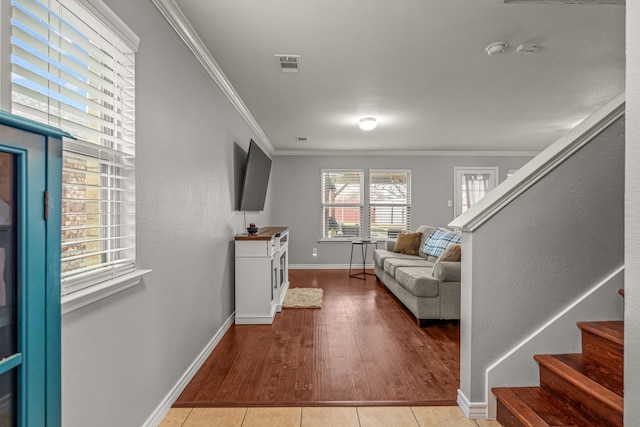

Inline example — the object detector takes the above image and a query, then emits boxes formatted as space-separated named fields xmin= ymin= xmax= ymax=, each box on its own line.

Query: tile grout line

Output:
xmin=240 ymin=407 xmax=248 ymax=427
xmin=179 ymin=407 xmax=193 ymax=427
xmin=409 ymin=407 xmax=421 ymax=427
xmin=356 ymin=407 xmax=362 ymax=427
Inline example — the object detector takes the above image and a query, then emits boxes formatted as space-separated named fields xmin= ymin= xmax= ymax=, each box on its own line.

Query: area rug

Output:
xmin=282 ymin=287 xmax=323 ymax=308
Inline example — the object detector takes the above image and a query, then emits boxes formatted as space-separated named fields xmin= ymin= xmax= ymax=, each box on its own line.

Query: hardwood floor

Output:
xmin=174 ymin=269 xmax=460 ymax=408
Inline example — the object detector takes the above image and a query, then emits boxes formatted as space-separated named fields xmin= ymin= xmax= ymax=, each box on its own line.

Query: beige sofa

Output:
xmin=373 ymin=225 xmax=461 ymax=326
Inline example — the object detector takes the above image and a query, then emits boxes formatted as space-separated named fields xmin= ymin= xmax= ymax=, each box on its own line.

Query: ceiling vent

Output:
xmin=276 ymin=54 xmax=301 ymax=73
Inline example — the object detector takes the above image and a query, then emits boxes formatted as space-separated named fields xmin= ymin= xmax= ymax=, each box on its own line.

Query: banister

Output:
xmin=449 ymin=93 xmax=625 ymax=232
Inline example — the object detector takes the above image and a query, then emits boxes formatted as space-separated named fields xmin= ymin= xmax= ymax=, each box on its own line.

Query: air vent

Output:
xmin=276 ymin=54 xmax=301 ymax=73
xmin=295 ymin=136 xmax=308 ymax=142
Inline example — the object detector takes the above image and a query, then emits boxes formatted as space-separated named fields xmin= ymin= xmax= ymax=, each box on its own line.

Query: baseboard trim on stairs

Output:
xmin=142 ymin=312 xmax=235 ymax=427
xmin=485 ymin=265 xmax=624 ymax=419
xmin=457 ymin=389 xmax=487 ymax=419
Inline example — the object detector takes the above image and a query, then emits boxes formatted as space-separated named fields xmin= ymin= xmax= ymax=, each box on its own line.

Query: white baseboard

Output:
xmin=290 ymin=264 xmax=374 ymax=269
xmin=457 ymin=389 xmax=487 ymax=420
xmin=143 ymin=312 xmax=235 ymax=427
xmin=235 ymin=315 xmax=274 ymax=324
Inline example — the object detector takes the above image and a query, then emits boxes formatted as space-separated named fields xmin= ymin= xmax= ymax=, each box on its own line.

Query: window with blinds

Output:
xmin=369 ymin=170 xmax=411 ymax=239
xmin=10 ymin=0 xmax=138 ymax=295
xmin=321 ymin=169 xmax=363 ymax=239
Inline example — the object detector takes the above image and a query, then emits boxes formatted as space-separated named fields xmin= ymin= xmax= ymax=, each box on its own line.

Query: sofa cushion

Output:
xmin=373 ymin=249 xmax=422 ymax=268
xmin=394 ymin=267 xmax=440 ymax=298
xmin=392 ymin=232 xmax=422 ymax=255
xmin=437 ymin=243 xmax=461 ymax=262
xmin=422 ymin=229 xmax=462 ymax=257
xmin=384 ymin=257 xmax=433 ymax=276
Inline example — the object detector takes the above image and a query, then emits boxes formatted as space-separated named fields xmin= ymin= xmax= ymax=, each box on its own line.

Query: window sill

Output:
xmin=61 ymin=269 xmax=152 ymax=315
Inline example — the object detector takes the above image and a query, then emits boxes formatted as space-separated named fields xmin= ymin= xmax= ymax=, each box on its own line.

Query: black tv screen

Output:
xmin=239 ymin=139 xmax=272 ymax=211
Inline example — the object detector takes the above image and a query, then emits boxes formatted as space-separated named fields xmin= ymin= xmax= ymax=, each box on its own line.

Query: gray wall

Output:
xmin=626 ymin=3 xmax=640 ymax=424
xmin=60 ymin=1 xmax=271 ymax=425
xmin=462 ymin=117 xmax=624 ymax=402
xmin=271 ymin=155 xmax=532 ymax=266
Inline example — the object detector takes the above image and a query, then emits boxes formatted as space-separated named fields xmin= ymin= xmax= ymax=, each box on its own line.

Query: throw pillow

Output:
xmin=392 ymin=232 xmax=422 ymax=255
xmin=438 ymin=243 xmax=461 ymax=262
xmin=421 ymin=229 xmax=462 ymax=257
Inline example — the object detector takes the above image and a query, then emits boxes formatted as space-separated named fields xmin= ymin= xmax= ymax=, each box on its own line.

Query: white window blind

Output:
xmin=321 ymin=169 xmax=363 ymax=239
xmin=10 ymin=0 xmax=138 ymax=295
xmin=369 ymin=170 xmax=411 ymax=239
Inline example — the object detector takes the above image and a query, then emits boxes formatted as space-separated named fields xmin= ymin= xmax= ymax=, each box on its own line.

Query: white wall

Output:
xmin=460 ymin=116 xmax=624 ymax=403
xmin=625 ymin=2 xmax=640 ymax=425
xmin=60 ymin=1 xmax=272 ymax=425
xmin=271 ymin=155 xmax=532 ymax=266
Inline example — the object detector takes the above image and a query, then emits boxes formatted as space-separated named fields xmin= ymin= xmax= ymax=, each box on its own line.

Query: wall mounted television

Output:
xmin=239 ymin=139 xmax=272 ymax=211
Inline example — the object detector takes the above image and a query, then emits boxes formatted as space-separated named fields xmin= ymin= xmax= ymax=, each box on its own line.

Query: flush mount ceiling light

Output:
xmin=359 ymin=117 xmax=378 ymax=131
xmin=486 ymin=41 xmax=508 ymax=56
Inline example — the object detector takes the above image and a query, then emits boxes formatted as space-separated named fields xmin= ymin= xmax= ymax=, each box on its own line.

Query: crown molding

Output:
xmin=150 ymin=0 xmax=274 ymax=155
xmin=273 ymin=149 xmax=540 ymax=157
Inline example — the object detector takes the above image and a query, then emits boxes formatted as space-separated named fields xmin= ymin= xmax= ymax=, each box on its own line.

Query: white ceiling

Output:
xmin=172 ymin=0 xmax=624 ymax=154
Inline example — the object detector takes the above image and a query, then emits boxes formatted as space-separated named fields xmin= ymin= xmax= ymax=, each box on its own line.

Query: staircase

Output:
xmin=493 ymin=292 xmax=624 ymax=427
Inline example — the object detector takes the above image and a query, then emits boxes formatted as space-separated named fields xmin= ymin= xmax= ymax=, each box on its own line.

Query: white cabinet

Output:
xmin=235 ymin=227 xmax=289 ymax=324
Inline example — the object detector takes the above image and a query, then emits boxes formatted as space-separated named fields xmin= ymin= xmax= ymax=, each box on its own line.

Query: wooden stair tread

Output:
xmin=551 ymin=354 xmax=623 ymax=396
xmin=577 ymin=321 xmax=623 ymax=347
xmin=493 ymin=386 xmax=590 ymax=426
xmin=534 ymin=354 xmax=624 ymax=414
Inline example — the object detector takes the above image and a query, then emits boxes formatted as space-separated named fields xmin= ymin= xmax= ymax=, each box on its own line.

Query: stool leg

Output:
xmin=361 ymin=243 xmax=366 ymax=276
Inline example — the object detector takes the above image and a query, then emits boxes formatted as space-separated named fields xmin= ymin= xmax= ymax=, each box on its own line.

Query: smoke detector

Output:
xmin=276 ymin=54 xmax=301 ymax=73
xmin=486 ymin=41 xmax=508 ymax=56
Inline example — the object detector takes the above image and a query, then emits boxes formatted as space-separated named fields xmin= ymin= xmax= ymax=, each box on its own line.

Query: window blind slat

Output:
xmin=61 ymin=234 xmax=135 ymax=247
xmin=12 ymin=4 xmax=119 ymax=85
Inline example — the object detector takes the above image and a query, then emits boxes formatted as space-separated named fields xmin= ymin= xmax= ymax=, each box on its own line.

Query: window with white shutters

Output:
xmin=10 ymin=0 xmax=139 ymax=295
xmin=321 ymin=169 xmax=364 ymax=239
xmin=369 ymin=170 xmax=411 ymax=239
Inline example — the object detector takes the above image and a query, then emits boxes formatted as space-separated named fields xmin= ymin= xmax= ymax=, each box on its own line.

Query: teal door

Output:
xmin=0 ymin=116 xmax=63 ymax=426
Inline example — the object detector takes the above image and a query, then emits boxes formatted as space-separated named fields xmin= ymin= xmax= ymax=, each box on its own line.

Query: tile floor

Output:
xmin=160 ymin=406 xmax=502 ymax=427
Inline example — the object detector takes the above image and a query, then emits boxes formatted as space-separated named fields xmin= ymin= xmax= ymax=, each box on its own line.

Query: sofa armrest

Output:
xmin=385 ymin=240 xmax=396 ymax=251
xmin=432 ymin=261 xmax=461 ymax=282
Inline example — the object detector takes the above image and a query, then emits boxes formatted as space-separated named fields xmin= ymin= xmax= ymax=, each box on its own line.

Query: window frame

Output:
xmin=320 ymin=169 xmax=364 ymax=241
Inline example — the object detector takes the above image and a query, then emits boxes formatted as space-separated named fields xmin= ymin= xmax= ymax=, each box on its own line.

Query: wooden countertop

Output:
xmin=235 ymin=226 xmax=288 ymax=241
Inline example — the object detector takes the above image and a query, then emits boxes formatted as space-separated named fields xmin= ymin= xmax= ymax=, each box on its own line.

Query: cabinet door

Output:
xmin=0 ymin=127 xmax=49 ymax=426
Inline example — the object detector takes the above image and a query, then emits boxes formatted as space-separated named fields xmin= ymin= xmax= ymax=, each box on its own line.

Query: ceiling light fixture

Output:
xmin=485 ymin=41 xmax=508 ymax=56
xmin=359 ymin=117 xmax=378 ymax=131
